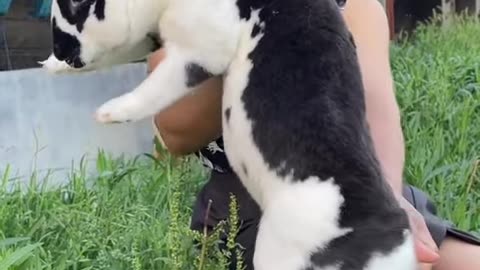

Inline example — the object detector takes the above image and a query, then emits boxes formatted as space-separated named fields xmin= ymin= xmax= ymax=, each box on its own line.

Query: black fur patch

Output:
xmin=241 ymin=162 xmax=248 ymax=176
xmin=185 ymin=64 xmax=212 ymax=88
xmin=308 ymin=218 xmax=409 ymax=269
xmin=235 ymin=0 xmax=410 ymax=268
xmin=94 ymin=0 xmax=105 ymax=20
xmin=235 ymin=0 xmax=254 ymax=20
xmin=56 ymin=0 xmax=105 ymax=32
xmin=52 ymin=18 xmax=85 ymax=68
xmin=147 ymin=33 xmax=163 ymax=50
xmin=251 ymin=23 xmax=262 ymax=38
xmin=224 ymin=107 xmax=232 ymax=123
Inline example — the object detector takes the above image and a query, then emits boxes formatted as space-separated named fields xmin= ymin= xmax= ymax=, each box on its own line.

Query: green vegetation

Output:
xmin=392 ymin=14 xmax=480 ymax=231
xmin=1 ymin=14 xmax=479 ymax=270
xmin=1 ymin=151 xmax=244 ymax=270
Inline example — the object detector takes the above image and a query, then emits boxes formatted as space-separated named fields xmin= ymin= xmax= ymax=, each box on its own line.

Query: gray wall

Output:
xmin=0 ymin=63 xmax=155 ymax=188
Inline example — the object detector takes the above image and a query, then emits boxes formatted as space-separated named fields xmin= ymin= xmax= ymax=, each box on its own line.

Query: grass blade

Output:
xmin=0 ymin=238 xmax=30 ymax=249
xmin=0 ymin=243 xmax=42 ymax=269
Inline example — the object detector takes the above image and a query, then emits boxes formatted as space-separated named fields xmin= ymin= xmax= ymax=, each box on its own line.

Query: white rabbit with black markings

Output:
xmin=42 ymin=0 xmax=416 ymax=269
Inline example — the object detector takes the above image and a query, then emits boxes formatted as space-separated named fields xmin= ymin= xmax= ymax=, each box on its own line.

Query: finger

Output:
xmin=418 ymin=230 xmax=439 ymax=254
xmin=413 ymin=215 xmax=439 ymax=253
xmin=147 ymin=49 xmax=167 ymax=73
xmin=415 ymin=238 xmax=440 ymax=264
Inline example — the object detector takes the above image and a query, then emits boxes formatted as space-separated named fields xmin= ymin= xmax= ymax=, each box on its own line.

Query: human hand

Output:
xmin=397 ymin=196 xmax=440 ymax=268
xmin=147 ymin=49 xmax=166 ymax=73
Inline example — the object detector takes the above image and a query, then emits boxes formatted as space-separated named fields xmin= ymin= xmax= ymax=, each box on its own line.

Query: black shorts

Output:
xmin=191 ymin=171 xmax=480 ymax=269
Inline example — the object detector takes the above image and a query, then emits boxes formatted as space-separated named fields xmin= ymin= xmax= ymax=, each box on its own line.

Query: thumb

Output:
xmin=415 ymin=238 xmax=440 ymax=264
xmin=147 ymin=49 xmax=166 ymax=73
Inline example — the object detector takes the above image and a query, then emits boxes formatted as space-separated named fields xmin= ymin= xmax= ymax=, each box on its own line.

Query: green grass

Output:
xmin=0 ymin=151 xmax=244 ymax=270
xmin=1 ymin=13 xmax=480 ymax=270
xmin=392 ymin=14 xmax=480 ymax=232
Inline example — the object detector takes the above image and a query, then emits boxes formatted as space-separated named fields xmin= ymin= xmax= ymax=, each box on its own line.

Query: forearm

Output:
xmin=344 ymin=0 xmax=405 ymax=196
xmin=366 ymin=89 xmax=405 ymax=196
xmin=361 ymin=43 xmax=405 ymax=195
xmin=147 ymin=49 xmax=225 ymax=157
xmin=154 ymin=76 xmax=224 ymax=156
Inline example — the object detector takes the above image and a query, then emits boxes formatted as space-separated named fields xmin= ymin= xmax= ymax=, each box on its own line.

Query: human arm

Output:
xmin=343 ymin=0 xmax=440 ymax=265
xmin=343 ymin=0 xmax=404 ymax=196
xmin=148 ymin=50 xmax=224 ymax=156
